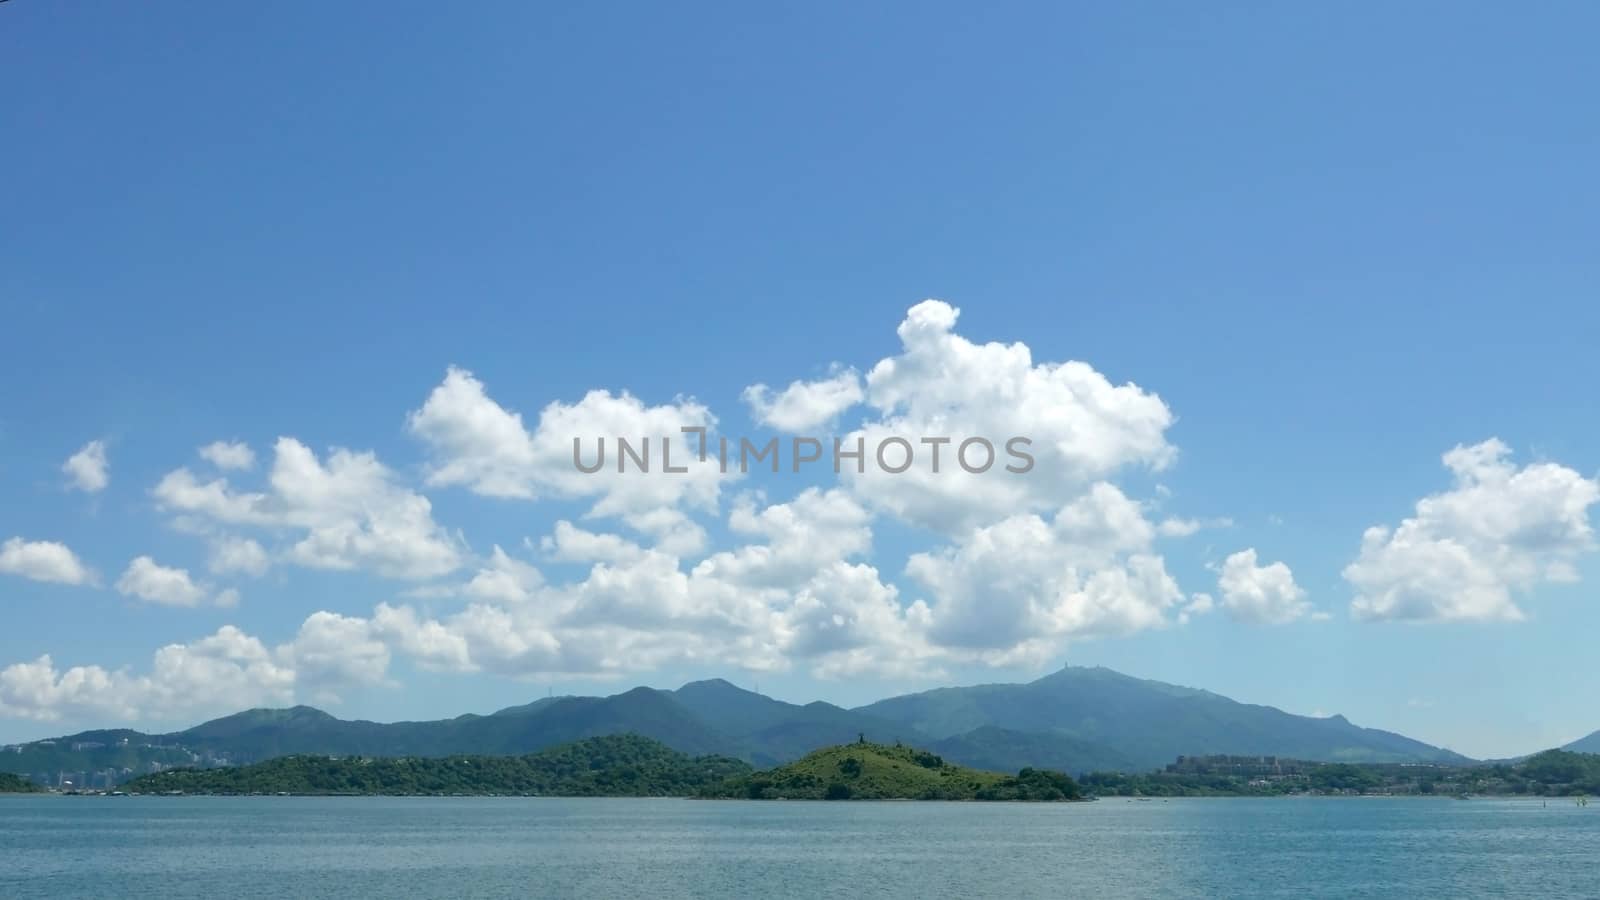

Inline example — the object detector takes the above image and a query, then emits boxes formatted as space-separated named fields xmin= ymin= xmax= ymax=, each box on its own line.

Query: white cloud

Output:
xmin=742 ymin=367 xmax=863 ymax=432
xmin=844 ymin=300 xmax=1175 ymax=533
xmin=906 ymin=483 xmax=1185 ymax=662
xmin=374 ymin=315 xmax=1194 ymax=678
xmin=12 ymin=301 xmax=1232 ymax=713
xmin=280 ymin=612 xmax=391 ymax=702
xmin=325 ymin=488 xmax=933 ymax=681
xmin=1178 ymin=592 xmax=1215 ymax=625
xmin=115 ymin=556 xmax=211 ymax=608
xmin=369 ymin=603 xmax=475 ymax=673
xmin=541 ymin=520 xmax=647 ymax=565
xmin=1157 ymin=516 xmax=1232 ymax=538
xmin=696 ymin=488 xmax=874 ymax=590
xmin=63 ymin=440 xmax=109 ymax=493
xmin=1344 ymin=439 xmax=1599 ymax=623
xmin=0 ymin=626 xmax=295 ymax=723
xmin=407 ymin=367 xmax=727 ymax=552
xmin=199 ymin=440 xmax=256 ymax=471
xmin=0 ymin=612 xmax=408 ymax=724
xmin=153 ymin=437 xmax=464 ymax=581
xmin=463 ymin=545 xmax=545 ymax=604
xmin=208 ymin=536 xmax=270 ymax=577
xmin=405 ymin=367 xmax=540 ymax=500
xmin=0 ymin=537 xmax=96 ymax=586
xmin=1217 ymin=548 xmax=1313 ymax=625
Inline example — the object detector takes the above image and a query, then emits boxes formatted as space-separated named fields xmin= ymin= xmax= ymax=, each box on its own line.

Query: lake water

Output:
xmin=2 ymin=795 xmax=1595 ymax=898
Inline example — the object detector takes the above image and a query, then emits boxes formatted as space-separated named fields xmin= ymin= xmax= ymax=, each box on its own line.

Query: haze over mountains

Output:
xmin=3 ymin=666 xmax=1507 ymax=784
xmin=1564 ymin=730 xmax=1600 ymax=754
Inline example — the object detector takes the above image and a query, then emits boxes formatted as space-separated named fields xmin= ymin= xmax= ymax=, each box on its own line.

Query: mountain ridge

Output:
xmin=1 ymin=665 xmax=1482 ymax=786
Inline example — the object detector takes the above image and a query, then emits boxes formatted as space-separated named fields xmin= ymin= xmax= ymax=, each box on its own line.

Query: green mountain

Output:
xmin=700 ymin=740 xmax=1083 ymax=801
xmin=173 ymin=687 xmax=732 ymax=758
xmin=2 ymin=666 xmax=1470 ymax=786
xmin=0 ymin=688 xmax=742 ymax=787
xmin=856 ymin=666 xmax=1470 ymax=772
xmin=122 ymin=734 xmax=749 ymax=796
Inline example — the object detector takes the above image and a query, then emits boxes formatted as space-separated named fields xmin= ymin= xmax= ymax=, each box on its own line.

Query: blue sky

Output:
xmin=2 ymin=2 xmax=1598 ymax=758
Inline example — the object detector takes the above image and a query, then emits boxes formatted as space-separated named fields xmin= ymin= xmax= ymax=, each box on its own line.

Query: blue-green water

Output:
xmin=2 ymin=796 xmax=1595 ymax=898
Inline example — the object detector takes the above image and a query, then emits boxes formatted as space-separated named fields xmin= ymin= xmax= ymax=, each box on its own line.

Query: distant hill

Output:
xmin=856 ymin=666 xmax=1470 ymax=772
xmin=1562 ymin=730 xmax=1600 ymax=754
xmin=122 ymin=735 xmax=749 ymax=796
xmin=174 ymin=687 xmax=732 ymax=758
xmin=700 ymin=740 xmax=1083 ymax=801
xmin=2 ymin=666 xmax=1470 ymax=785
xmin=0 ymin=689 xmax=743 ymax=786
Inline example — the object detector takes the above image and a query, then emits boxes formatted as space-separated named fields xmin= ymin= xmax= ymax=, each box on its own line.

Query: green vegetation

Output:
xmin=121 ymin=735 xmax=749 ymax=796
xmin=1080 ymin=750 xmax=1600 ymax=797
xmin=1083 ymin=764 xmax=1386 ymax=797
xmin=1486 ymin=750 xmax=1600 ymax=795
xmin=700 ymin=739 xmax=1083 ymax=801
xmin=0 ymin=772 xmax=41 ymax=793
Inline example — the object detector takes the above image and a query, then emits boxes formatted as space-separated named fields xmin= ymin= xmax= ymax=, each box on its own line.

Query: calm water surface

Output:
xmin=2 ymin=795 xmax=1595 ymax=898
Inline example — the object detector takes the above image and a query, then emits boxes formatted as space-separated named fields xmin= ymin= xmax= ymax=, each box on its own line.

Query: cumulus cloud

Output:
xmin=541 ymin=521 xmax=647 ymax=565
xmin=1344 ymin=439 xmax=1599 ymax=623
xmin=3 ymin=300 xmax=1235 ymax=725
xmin=207 ymin=536 xmax=270 ymax=577
xmin=407 ymin=367 xmax=726 ymax=553
xmin=314 ymin=488 xmax=934 ymax=682
xmin=153 ymin=437 xmax=464 ymax=580
xmin=742 ymin=367 xmax=863 ymax=432
xmin=1178 ymin=593 xmax=1215 ymax=625
xmin=63 ymin=440 xmax=109 ymax=493
xmin=0 ymin=626 xmax=295 ymax=723
xmin=905 ymin=483 xmax=1185 ymax=663
xmin=1217 ymin=549 xmax=1314 ymax=625
xmin=0 ymin=537 xmax=97 ymax=586
xmin=0 ymin=613 xmax=408 ymax=724
xmin=377 ymin=311 xmax=1193 ymax=675
xmin=462 ymin=545 xmax=545 ymax=604
xmin=1157 ymin=516 xmax=1232 ymax=538
xmin=280 ymin=612 xmax=391 ymax=701
xmin=115 ymin=556 xmax=212 ymax=608
xmin=844 ymin=300 xmax=1175 ymax=533
xmin=199 ymin=440 xmax=256 ymax=471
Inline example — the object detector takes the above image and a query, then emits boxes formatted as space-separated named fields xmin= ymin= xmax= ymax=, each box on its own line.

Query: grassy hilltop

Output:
xmin=701 ymin=739 xmax=1083 ymax=801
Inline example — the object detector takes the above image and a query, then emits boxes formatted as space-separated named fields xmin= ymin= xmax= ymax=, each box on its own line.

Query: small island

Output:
xmin=699 ymin=738 xmax=1085 ymax=801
